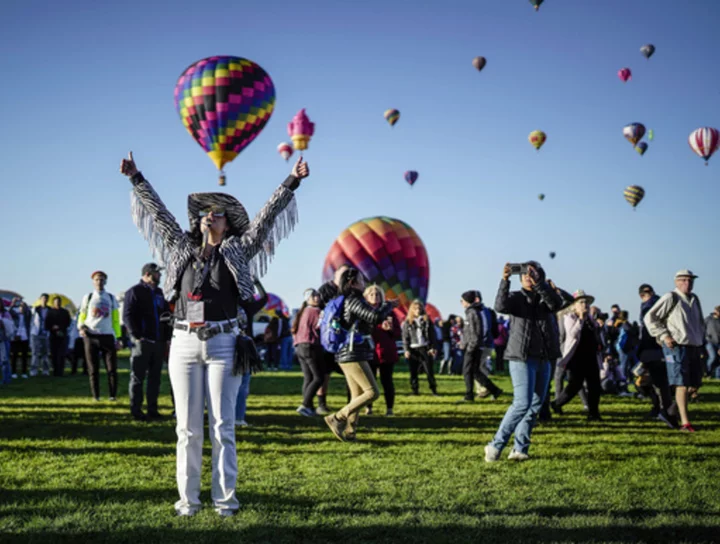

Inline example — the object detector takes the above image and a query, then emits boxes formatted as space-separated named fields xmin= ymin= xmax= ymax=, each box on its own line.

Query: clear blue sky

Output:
xmin=2 ymin=0 xmax=718 ymax=320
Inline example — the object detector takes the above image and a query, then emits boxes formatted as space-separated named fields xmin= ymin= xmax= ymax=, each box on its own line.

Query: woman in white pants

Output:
xmin=120 ymin=152 xmax=309 ymax=517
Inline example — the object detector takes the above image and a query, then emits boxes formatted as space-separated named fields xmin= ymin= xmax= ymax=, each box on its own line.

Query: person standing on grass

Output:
xmin=46 ymin=296 xmax=71 ymax=377
xmin=704 ymin=306 xmax=720 ymax=379
xmin=292 ymin=288 xmax=323 ymax=417
xmin=365 ymin=284 xmax=401 ymax=416
xmin=438 ymin=314 xmax=456 ymax=375
xmin=402 ymin=300 xmax=439 ymax=397
xmin=644 ymin=270 xmax=706 ymax=433
xmin=30 ymin=293 xmax=51 ymax=377
xmin=324 ymin=268 xmax=397 ymax=442
xmin=10 ymin=300 xmax=31 ymax=379
xmin=120 ymin=151 xmax=309 ymax=517
xmin=124 ymin=263 xmax=170 ymax=422
xmin=460 ymin=290 xmax=502 ymax=402
xmin=485 ymin=262 xmax=563 ymax=463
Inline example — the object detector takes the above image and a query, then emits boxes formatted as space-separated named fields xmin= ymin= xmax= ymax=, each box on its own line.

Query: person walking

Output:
xmin=485 ymin=262 xmax=563 ymax=462
xmin=292 ymin=289 xmax=323 ymax=416
xmin=46 ymin=296 xmax=71 ymax=377
xmin=460 ymin=291 xmax=502 ymax=402
xmin=402 ymin=300 xmax=439 ymax=396
xmin=120 ymin=151 xmax=309 ymax=516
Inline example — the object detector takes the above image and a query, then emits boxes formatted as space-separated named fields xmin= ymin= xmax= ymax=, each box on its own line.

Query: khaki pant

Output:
xmin=336 ymin=361 xmax=379 ymax=435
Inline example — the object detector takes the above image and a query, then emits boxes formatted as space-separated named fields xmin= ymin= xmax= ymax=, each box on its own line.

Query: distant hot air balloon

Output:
xmin=384 ymin=109 xmax=400 ymax=127
xmin=174 ymin=56 xmax=276 ymax=186
xmin=640 ymin=44 xmax=655 ymax=59
xmin=277 ymin=142 xmax=293 ymax=161
xmin=425 ymin=303 xmax=442 ymax=323
xmin=529 ymin=0 xmax=544 ymax=11
xmin=624 ymin=185 xmax=645 ymax=210
xmin=288 ymin=108 xmax=314 ymax=151
xmin=648 ymin=129 xmax=654 ymax=141
xmin=538 ymin=194 xmax=545 ymax=201
xmin=635 ymin=142 xmax=648 ymax=156
xmin=688 ymin=127 xmax=720 ymax=165
xmin=322 ymin=216 xmax=429 ymax=319
xmin=618 ymin=68 xmax=632 ymax=83
xmin=623 ymin=123 xmax=646 ymax=146
xmin=472 ymin=56 xmax=487 ymax=71
xmin=404 ymin=171 xmax=419 ymax=187
xmin=549 ymin=252 xmax=556 ymax=259
xmin=529 ymin=130 xmax=547 ymax=151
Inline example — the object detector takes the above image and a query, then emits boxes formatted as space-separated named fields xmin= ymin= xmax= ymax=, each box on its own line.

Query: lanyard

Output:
xmin=189 ymin=250 xmax=216 ymax=299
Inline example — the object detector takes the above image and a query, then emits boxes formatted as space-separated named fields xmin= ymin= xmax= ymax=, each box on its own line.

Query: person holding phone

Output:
xmin=485 ymin=261 xmax=563 ymax=462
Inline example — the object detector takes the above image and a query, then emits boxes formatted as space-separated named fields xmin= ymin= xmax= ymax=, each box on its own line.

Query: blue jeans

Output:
xmin=490 ymin=359 xmax=551 ymax=455
xmin=235 ymin=372 xmax=252 ymax=421
xmin=279 ymin=337 xmax=294 ymax=370
xmin=706 ymin=343 xmax=720 ymax=379
xmin=442 ymin=341 xmax=451 ymax=361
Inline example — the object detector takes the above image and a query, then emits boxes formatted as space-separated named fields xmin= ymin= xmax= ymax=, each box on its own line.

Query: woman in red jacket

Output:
xmin=365 ymin=285 xmax=401 ymax=416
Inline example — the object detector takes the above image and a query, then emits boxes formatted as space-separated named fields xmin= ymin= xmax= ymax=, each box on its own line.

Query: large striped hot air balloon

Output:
xmin=174 ymin=56 xmax=276 ymax=186
xmin=624 ymin=185 xmax=645 ymax=210
xmin=529 ymin=130 xmax=546 ymax=151
xmin=689 ymin=127 xmax=720 ymax=166
xmin=623 ymin=123 xmax=646 ymax=146
xmin=322 ymin=217 xmax=430 ymax=318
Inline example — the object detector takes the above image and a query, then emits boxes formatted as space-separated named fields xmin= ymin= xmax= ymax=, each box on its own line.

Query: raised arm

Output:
xmin=120 ymin=152 xmax=185 ymax=260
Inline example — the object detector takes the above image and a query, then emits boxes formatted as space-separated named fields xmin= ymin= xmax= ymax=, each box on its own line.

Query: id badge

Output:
xmin=187 ymin=300 xmax=205 ymax=324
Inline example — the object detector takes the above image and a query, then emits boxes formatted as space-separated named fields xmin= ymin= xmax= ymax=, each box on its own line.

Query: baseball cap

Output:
xmin=91 ymin=270 xmax=107 ymax=279
xmin=674 ymin=269 xmax=698 ymax=280
xmin=638 ymin=283 xmax=654 ymax=294
xmin=142 ymin=263 xmax=164 ymax=276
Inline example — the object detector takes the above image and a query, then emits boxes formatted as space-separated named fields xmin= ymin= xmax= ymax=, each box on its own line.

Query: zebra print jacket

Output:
xmin=128 ymin=173 xmax=299 ymax=303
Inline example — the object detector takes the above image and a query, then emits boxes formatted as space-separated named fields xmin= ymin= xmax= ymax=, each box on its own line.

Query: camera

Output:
xmin=508 ymin=263 xmax=529 ymax=276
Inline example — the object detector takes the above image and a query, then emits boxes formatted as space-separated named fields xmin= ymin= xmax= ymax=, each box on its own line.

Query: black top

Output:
xmin=124 ymin=281 xmax=171 ymax=342
xmin=336 ymin=289 xmax=394 ymax=364
xmin=45 ymin=308 xmax=71 ymax=338
xmin=174 ymin=246 xmax=239 ymax=322
xmin=441 ymin=320 xmax=453 ymax=341
xmin=572 ymin=319 xmax=598 ymax=367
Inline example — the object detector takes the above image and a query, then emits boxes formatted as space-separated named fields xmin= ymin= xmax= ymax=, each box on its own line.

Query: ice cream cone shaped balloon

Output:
xmin=288 ymin=108 xmax=314 ymax=151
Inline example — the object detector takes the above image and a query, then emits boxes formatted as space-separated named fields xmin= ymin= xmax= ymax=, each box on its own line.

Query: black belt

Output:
xmin=174 ymin=321 xmax=237 ymax=341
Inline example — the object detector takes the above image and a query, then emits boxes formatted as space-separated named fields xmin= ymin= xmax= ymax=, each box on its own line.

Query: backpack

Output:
xmin=319 ymin=296 xmax=358 ymax=354
xmin=489 ymin=308 xmax=499 ymax=339
xmin=478 ymin=306 xmax=498 ymax=347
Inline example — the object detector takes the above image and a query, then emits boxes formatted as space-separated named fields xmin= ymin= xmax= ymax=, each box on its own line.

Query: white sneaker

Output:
xmin=11 ymin=374 xmax=18 ymax=379
xmin=484 ymin=444 xmax=501 ymax=462
xmin=21 ymin=374 xmax=28 ymax=379
xmin=508 ymin=450 xmax=530 ymax=461
xmin=29 ymin=370 xmax=38 ymax=377
xmin=297 ymin=406 xmax=315 ymax=417
xmin=109 ymin=397 xmax=117 ymax=401
xmin=236 ymin=420 xmax=250 ymax=428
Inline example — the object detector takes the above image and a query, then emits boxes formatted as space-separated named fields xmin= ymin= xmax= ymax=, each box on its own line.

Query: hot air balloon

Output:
xmin=623 ymin=123 xmax=646 ymax=146
xmin=689 ymin=127 xmax=720 ymax=165
xmin=425 ymin=303 xmax=442 ymax=323
xmin=288 ymin=108 xmax=315 ymax=151
xmin=635 ymin=142 xmax=648 ymax=156
xmin=255 ymin=292 xmax=289 ymax=319
xmin=640 ymin=44 xmax=655 ymax=59
xmin=624 ymin=185 xmax=645 ymax=210
xmin=618 ymin=68 xmax=632 ymax=83
xmin=529 ymin=130 xmax=547 ymax=151
xmin=538 ymin=194 xmax=545 ymax=201
xmin=322 ymin=216 xmax=430 ymax=319
xmin=33 ymin=293 xmax=77 ymax=315
xmin=648 ymin=129 xmax=654 ymax=141
xmin=277 ymin=142 xmax=293 ymax=161
xmin=472 ymin=56 xmax=487 ymax=71
xmin=529 ymin=0 xmax=544 ymax=11
xmin=174 ymin=56 xmax=276 ymax=186
xmin=549 ymin=252 xmax=556 ymax=259
xmin=0 ymin=290 xmax=22 ymax=308
xmin=404 ymin=171 xmax=419 ymax=187
xmin=384 ymin=109 xmax=400 ymax=127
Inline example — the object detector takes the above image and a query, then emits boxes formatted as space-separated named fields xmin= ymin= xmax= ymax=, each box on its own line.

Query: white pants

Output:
xmin=169 ymin=321 xmax=242 ymax=515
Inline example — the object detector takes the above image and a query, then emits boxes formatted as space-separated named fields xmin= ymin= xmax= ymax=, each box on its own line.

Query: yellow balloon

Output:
xmin=33 ymin=293 xmax=77 ymax=315
xmin=529 ymin=130 xmax=547 ymax=151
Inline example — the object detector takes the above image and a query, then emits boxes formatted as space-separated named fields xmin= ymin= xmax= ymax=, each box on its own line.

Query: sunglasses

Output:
xmin=198 ymin=208 xmax=226 ymax=218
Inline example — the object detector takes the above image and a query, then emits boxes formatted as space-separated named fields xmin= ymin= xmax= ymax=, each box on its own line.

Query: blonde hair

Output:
xmin=405 ymin=299 xmax=425 ymax=323
xmin=363 ymin=284 xmax=385 ymax=304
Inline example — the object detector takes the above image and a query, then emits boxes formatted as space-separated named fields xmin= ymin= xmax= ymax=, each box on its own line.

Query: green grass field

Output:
xmin=1 ymin=357 xmax=719 ymax=543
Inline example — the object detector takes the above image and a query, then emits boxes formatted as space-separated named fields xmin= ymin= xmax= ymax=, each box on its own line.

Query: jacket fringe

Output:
xmin=131 ymin=191 xmax=171 ymax=267
xmin=248 ymin=196 xmax=298 ymax=278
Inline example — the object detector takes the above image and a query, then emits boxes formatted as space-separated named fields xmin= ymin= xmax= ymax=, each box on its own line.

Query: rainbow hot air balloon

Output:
xmin=689 ymin=127 xmax=720 ymax=166
xmin=255 ymin=292 xmax=289 ymax=319
xmin=425 ymin=303 xmax=442 ymax=323
xmin=635 ymin=142 xmax=648 ymax=156
xmin=472 ymin=56 xmax=487 ymax=71
xmin=529 ymin=130 xmax=547 ymax=151
xmin=277 ymin=142 xmax=293 ymax=161
xmin=384 ymin=109 xmax=400 ymax=127
xmin=288 ymin=108 xmax=314 ymax=151
xmin=640 ymin=44 xmax=655 ymax=59
xmin=174 ymin=56 xmax=276 ymax=186
xmin=529 ymin=0 xmax=544 ymax=11
xmin=624 ymin=185 xmax=645 ymax=210
xmin=404 ymin=171 xmax=419 ymax=187
xmin=623 ymin=123 xmax=646 ymax=146
xmin=322 ymin=217 xmax=430 ymax=319
xmin=618 ymin=67 xmax=632 ymax=83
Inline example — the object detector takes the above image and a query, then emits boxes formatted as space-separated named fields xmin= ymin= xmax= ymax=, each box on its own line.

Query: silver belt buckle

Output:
xmin=197 ymin=326 xmax=213 ymax=341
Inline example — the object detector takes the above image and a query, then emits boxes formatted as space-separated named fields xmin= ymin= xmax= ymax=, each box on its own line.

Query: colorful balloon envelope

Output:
xmin=255 ymin=292 xmax=289 ymax=318
xmin=322 ymin=216 xmax=430 ymax=319
xmin=472 ymin=56 xmax=487 ymax=71
xmin=529 ymin=0 xmax=544 ymax=11
xmin=529 ymin=130 xmax=547 ymax=151
xmin=624 ymin=185 xmax=645 ymax=209
xmin=404 ymin=171 xmax=419 ymax=187
xmin=277 ymin=142 xmax=293 ymax=161
xmin=635 ymin=142 xmax=648 ymax=156
xmin=425 ymin=303 xmax=442 ymax=323
xmin=384 ymin=109 xmax=400 ymax=127
xmin=174 ymin=56 xmax=276 ymax=186
xmin=688 ymin=127 xmax=720 ymax=165
xmin=618 ymin=68 xmax=632 ymax=83
xmin=288 ymin=108 xmax=314 ymax=151
xmin=623 ymin=123 xmax=646 ymax=146
xmin=640 ymin=44 xmax=655 ymax=59
xmin=0 ymin=289 xmax=23 ymax=308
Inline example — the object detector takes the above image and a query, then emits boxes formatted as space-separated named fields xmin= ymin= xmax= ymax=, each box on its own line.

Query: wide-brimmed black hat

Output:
xmin=187 ymin=193 xmax=250 ymax=235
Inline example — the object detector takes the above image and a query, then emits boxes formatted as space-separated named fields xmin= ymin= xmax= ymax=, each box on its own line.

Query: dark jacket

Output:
xmin=461 ymin=303 xmax=483 ymax=353
xmin=318 ymin=280 xmax=339 ymax=307
xmin=494 ymin=279 xmax=564 ymax=362
xmin=123 ymin=281 xmax=170 ymax=342
xmin=638 ymin=295 xmax=660 ymax=352
xmin=441 ymin=319 xmax=453 ymax=342
xmin=401 ymin=316 xmax=438 ymax=353
xmin=705 ymin=314 xmax=720 ymax=345
xmin=336 ymin=290 xmax=394 ymax=364
xmin=45 ymin=308 xmax=71 ymax=338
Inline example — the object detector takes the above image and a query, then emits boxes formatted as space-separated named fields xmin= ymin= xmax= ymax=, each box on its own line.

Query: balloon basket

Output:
xmin=219 ymin=172 xmax=226 ymax=186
